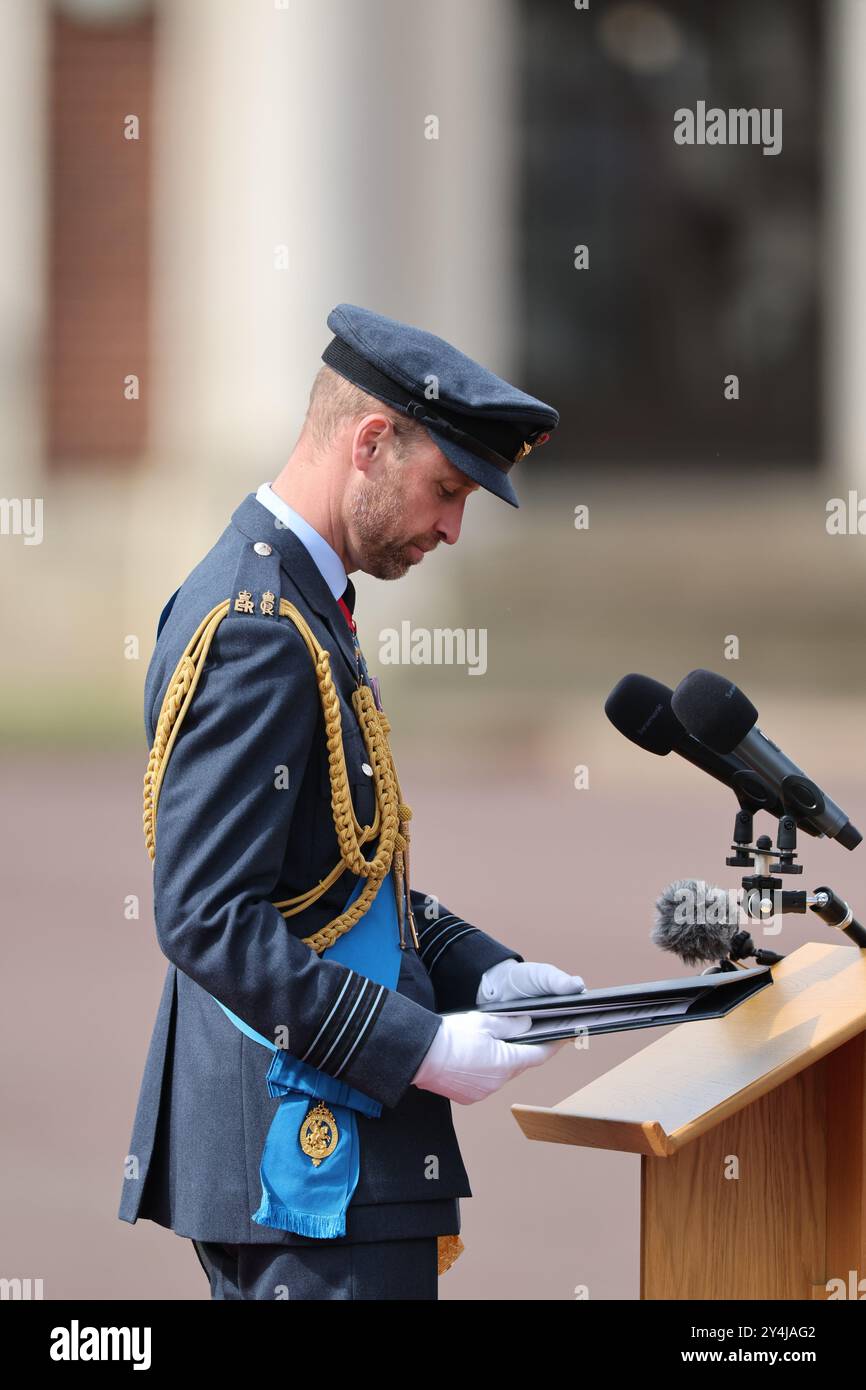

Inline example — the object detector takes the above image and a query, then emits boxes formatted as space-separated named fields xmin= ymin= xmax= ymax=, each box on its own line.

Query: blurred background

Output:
xmin=2 ymin=0 xmax=866 ymax=1300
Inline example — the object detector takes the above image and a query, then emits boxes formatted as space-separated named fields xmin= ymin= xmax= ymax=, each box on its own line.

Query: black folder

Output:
xmin=463 ymin=964 xmax=774 ymax=1041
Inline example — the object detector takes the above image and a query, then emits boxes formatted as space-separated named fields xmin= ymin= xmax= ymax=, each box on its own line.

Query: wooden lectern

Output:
xmin=511 ymin=942 xmax=866 ymax=1300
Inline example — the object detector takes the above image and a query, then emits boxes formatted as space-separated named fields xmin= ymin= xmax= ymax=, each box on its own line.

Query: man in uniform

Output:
xmin=118 ymin=303 xmax=586 ymax=1301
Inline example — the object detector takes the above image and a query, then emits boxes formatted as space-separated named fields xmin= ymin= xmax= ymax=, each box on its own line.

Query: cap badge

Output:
xmin=513 ymin=431 xmax=551 ymax=463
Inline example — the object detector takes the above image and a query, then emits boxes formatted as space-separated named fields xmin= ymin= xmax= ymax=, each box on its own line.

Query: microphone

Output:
xmin=671 ymin=670 xmax=862 ymax=850
xmin=604 ymin=674 xmax=788 ymax=819
xmin=653 ymin=878 xmax=785 ymax=968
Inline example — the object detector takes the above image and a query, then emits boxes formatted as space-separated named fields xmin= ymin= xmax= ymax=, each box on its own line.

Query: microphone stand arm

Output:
xmin=780 ymin=885 xmax=866 ymax=950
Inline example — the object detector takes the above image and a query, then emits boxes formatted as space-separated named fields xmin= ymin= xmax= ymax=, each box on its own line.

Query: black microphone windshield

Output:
xmin=671 ymin=669 xmax=758 ymax=754
xmin=604 ymin=674 xmax=683 ymax=755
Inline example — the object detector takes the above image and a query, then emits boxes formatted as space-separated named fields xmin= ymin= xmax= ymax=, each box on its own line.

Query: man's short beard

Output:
xmin=348 ymin=461 xmax=419 ymax=579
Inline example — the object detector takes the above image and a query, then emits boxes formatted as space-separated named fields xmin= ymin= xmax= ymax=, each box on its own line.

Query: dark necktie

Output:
xmin=337 ymin=577 xmax=356 ymax=632
xmin=336 ymin=579 xmax=363 ymax=686
xmin=336 ymin=580 xmax=381 ymax=710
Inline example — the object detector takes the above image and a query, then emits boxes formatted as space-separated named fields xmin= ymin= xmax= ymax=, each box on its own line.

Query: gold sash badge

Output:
xmin=299 ymin=1101 xmax=339 ymax=1167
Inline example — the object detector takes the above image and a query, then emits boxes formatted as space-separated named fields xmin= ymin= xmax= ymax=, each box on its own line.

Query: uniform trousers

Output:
xmin=191 ymin=1235 xmax=440 ymax=1301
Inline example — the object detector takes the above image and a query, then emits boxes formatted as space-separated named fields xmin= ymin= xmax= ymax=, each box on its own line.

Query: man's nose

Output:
xmin=437 ymin=496 xmax=467 ymax=545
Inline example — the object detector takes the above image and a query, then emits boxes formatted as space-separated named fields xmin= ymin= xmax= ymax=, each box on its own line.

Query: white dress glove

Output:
xmin=411 ymin=1009 xmax=567 ymax=1106
xmin=476 ymin=959 xmax=586 ymax=1006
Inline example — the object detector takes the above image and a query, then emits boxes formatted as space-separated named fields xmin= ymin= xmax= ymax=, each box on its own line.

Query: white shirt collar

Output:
xmin=255 ymin=482 xmax=348 ymax=602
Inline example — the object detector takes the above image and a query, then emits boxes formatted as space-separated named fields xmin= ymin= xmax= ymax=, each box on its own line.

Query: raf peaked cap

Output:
xmin=321 ymin=303 xmax=559 ymax=507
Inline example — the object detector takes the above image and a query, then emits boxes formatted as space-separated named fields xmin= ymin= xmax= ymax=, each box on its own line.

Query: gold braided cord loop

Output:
xmin=143 ymin=598 xmax=414 ymax=954
xmin=144 ymin=602 xmax=228 ymax=863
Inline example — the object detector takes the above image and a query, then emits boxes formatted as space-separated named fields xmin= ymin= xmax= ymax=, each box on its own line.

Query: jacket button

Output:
xmin=253 ymin=542 xmax=273 ymax=556
xmin=361 ymin=762 xmax=373 ymax=776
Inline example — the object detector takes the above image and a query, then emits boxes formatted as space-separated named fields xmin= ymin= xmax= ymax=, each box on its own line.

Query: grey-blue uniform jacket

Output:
xmin=118 ymin=491 xmax=524 ymax=1246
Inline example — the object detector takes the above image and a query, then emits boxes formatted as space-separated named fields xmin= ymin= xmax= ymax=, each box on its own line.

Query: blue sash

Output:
xmin=210 ymin=871 xmax=403 ymax=1238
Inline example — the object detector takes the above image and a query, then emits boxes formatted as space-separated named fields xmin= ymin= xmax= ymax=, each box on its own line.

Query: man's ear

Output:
xmin=351 ymin=414 xmax=394 ymax=475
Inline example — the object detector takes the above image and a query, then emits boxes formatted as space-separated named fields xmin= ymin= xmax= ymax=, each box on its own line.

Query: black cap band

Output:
xmin=322 ymin=336 xmax=543 ymax=474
